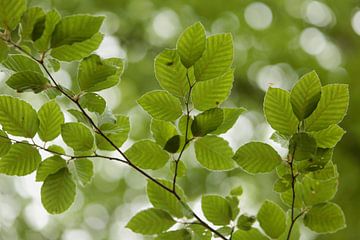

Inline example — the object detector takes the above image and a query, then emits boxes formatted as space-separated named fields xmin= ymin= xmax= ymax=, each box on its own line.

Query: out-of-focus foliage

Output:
xmin=0 ymin=0 xmax=359 ymax=239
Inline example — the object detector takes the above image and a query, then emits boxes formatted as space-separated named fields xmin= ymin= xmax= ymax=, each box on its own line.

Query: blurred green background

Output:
xmin=0 ymin=0 xmax=359 ymax=239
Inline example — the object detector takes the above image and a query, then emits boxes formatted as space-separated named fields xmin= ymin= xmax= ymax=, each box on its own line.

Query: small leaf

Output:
xmin=137 ymin=90 xmax=182 ymax=121
xmin=6 ymin=71 xmax=50 ymax=93
xmin=230 ymin=186 xmax=243 ymax=196
xmin=125 ymin=140 xmax=169 ymax=170
xmin=289 ymin=133 xmax=317 ymax=161
xmin=61 ymin=122 xmax=94 ymax=151
xmin=164 ymin=135 xmax=181 ymax=153
xmin=232 ymin=228 xmax=269 ymax=240
xmin=310 ymin=124 xmax=345 ymax=148
xmin=195 ymin=136 xmax=235 ymax=170
xmin=41 ymin=168 xmax=76 ymax=214
xmin=0 ymin=95 xmax=39 ymax=138
xmin=290 ymin=71 xmax=321 ymax=120
xmin=304 ymin=202 xmax=346 ymax=233
xmin=79 ymin=92 xmax=106 ymax=114
xmin=194 ymin=33 xmax=233 ymax=81
xmin=73 ymin=159 xmax=93 ymax=186
xmin=47 ymin=144 xmax=65 ymax=154
xmin=191 ymin=108 xmax=224 ymax=136
xmin=264 ymin=87 xmax=299 ymax=135
xmin=212 ymin=107 xmax=246 ymax=134
xmin=2 ymin=54 xmax=43 ymax=74
xmin=155 ymin=229 xmax=192 ymax=240
xmin=201 ymin=195 xmax=232 ymax=225
xmin=257 ymin=200 xmax=286 ymax=238
xmin=176 ymin=22 xmax=206 ymax=68
xmin=0 ymin=130 xmax=11 ymax=156
xmin=151 ymin=119 xmax=178 ymax=147
xmin=233 ymin=142 xmax=282 ymax=174
xmin=237 ymin=214 xmax=256 ymax=231
xmin=126 ymin=208 xmax=176 ymax=235
xmin=38 ymin=100 xmax=64 ymax=141
xmin=0 ymin=143 xmax=41 ymax=176
xmin=0 ymin=0 xmax=26 ymax=30
xmin=305 ymin=84 xmax=349 ymax=131
xmin=96 ymin=115 xmax=130 ymax=150
xmin=36 ymin=155 xmax=67 ymax=181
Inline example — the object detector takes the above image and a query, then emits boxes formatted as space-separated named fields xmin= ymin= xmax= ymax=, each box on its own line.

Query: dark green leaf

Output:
xmin=212 ymin=107 xmax=246 ymax=134
xmin=164 ymin=135 xmax=181 ymax=153
xmin=237 ymin=214 xmax=256 ymax=231
xmin=191 ymin=108 xmax=224 ymax=136
xmin=289 ymin=133 xmax=317 ymax=161
xmin=6 ymin=71 xmax=50 ymax=93
xmin=0 ymin=130 xmax=11 ymax=156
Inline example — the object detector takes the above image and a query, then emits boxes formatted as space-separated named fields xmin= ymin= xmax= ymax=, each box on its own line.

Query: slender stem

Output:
xmin=3 ymin=39 xmax=228 ymax=240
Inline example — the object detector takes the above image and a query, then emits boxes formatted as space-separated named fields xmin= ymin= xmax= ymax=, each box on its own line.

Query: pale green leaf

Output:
xmin=289 ymin=133 xmax=317 ymax=161
xmin=0 ymin=0 xmax=26 ymax=30
xmin=232 ymin=228 xmax=269 ymax=240
xmin=201 ymin=195 xmax=232 ymax=225
xmin=151 ymin=119 xmax=177 ymax=147
xmin=2 ymin=54 xmax=43 ymax=74
xmin=170 ymin=160 xmax=186 ymax=177
xmin=41 ymin=168 xmax=76 ymax=214
xmin=155 ymin=229 xmax=191 ymax=240
xmin=0 ymin=130 xmax=11 ymax=156
xmin=126 ymin=208 xmax=176 ymax=235
xmin=38 ymin=100 xmax=64 ymax=141
xmin=191 ymin=108 xmax=224 ymax=137
xmin=310 ymin=160 xmax=338 ymax=180
xmin=74 ymin=158 xmax=93 ymax=186
xmin=212 ymin=107 xmax=246 ymax=134
xmin=264 ymin=87 xmax=299 ymax=135
xmin=0 ymin=40 xmax=9 ymax=63
xmin=310 ymin=124 xmax=345 ymax=148
xmin=47 ymin=144 xmax=65 ymax=154
xmin=6 ymin=71 xmax=50 ymax=93
xmin=36 ymin=155 xmax=67 ymax=181
xmin=305 ymin=84 xmax=349 ymax=131
xmin=290 ymin=71 xmax=321 ymax=120
xmin=304 ymin=202 xmax=346 ymax=233
xmin=61 ymin=122 xmax=94 ymax=151
xmin=302 ymin=175 xmax=338 ymax=206
xmin=176 ymin=22 xmax=206 ymax=68
xmin=34 ymin=10 xmax=61 ymax=51
xmin=233 ymin=142 xmax=282 ymax=174
xmin=20 ymin=7 xmax=45 ymax=40
xmin=257 ymin=200 xmax=286 ymax=238
xmin=79 ymin=92 xmax=106 ymax=114
xmin=188 ymin=225 xmax=212 ymax=240
xmin=194 ymin=33 xmax=233 ymax=81
xmin=67 ymin=109 xmax=91 ymax=126
xmin=191 ymin=70 xmax=234 ymax=111
xmin=280 ymin=182 xmax=303 ymax=208
xmin=137 ymin=90 xmax=182 ymax=121
xmin=125 ymin=140 xmax=169 ymax=170
xmin=0 ymin=95 xmax=39 ymax=137
xmin=96 ymin=115 xmax=129 ymax=150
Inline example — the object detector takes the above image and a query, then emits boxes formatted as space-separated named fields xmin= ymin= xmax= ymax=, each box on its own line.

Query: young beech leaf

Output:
xmin=0 ymin=143 xmax=41 ymax=176
xmin=290 ymin=71 xmax=321 ymax=120
xmin=191 ymin=69 xmax=234 ymax=111
xmin=170 ymin=160 xmax=187 ymax=177
xmin=126 ymin=208 xmax=176 ymax=235
xmin=6 ymin=71 xmax=50 ymax=93
xmin=68 ymin=109 xmax=91 ymax=126
xmin=226 ymin=196 xmax=240 ymax=219
xmin=264 ymin=87 xmax=299 ymax=135
xmin=0 ymin=0 xmax=27 ymax=30
xmin=176 ymin=22 xmax=206 ymax=68
xmin=0 ymin=130 xmax=11 ymax=157
xmin=188 ymin=225 xmax=212 ymax=240
xmin=233 ymin=142 xmax=282 ymax=174
xmin=289 ymin=133 xmax=317 ymax=161
xmin=79 ymin=92 xmax=106 ymax=114
xmin=257 ymin=200 xmax=286 ymax=238
xmin=163 ymin=135 xmax=181 ymax=153
xmin=232 ymin=228 xmax=269 ymax=240
xmin=47 ymin=144 xmax=65 ymax=154
xmin=0 ymin=95 xmax=39 ymax=138
xmin=20 ymin=7 xmax=45 ymax=40
xmin=61 ymin=122 xmax=94 ymax=151
xmin=304 ymin=202 xmax=346 ymax=233
xmin=155 ymin=229 xmax=192 ymax=240
xmin=201 ymin=195 xmax=232 ymax=226
xmin=178 ymin=115 xmax=193 ymax=138
xmin=96 ymin=115 xmax=130 ymax=150
xmin=310 ymin=124 xmax=345 ymax=148
xmin=125 ymin=140 xmax=169 ymax=170
xmin=73 ymin=159 xmax=93 ymax=186
xmin=301 ymin=175 xmax=338 ymax=206
xmin=237 ymin=214 xmax=256 ymax=230
xmin=0 ymin=40 xmax=9 ymax=63
xmin=280 ymin=182 xmax=303 ymax=208
xmin=230 ymin=185 xmax=243 ymax=196
xmin=41 ymin=168 xmax=76 ymax=214
xmin=36 ymin=155 xmax=67 ymax=182
xmin=154 ymin=49 xmax=188 ymax=97
xmin=194 ymin=33 xmax=233 ymax=81
xmin=194 ymin=135 xmax=235 ymax=170
xmin=38 ymin=100 xmax=64 ymax=142
xmin=151 ymin=119 xmax=178 ymax=147
xmin=191 ymin=108 xmax=224 ymax=136
xmin=2 ymin=54 xmax=43 ymax=74
xmin=34 ymin=10 xmax=61 ymax=51
xmin=212 ymin=107 xmax=246 ymax=134
xmin=305 ymin=84 xmax=349 ymax=131
xmin=137 ymin=90 xmax=182 ymax=121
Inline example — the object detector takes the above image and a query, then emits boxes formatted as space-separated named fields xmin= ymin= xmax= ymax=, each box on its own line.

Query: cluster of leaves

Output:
xmin=0 ymin=1 xmax=349 ymax=239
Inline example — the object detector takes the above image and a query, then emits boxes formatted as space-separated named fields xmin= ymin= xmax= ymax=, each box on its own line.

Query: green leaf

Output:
xmin=232 ymin=228 xmax=269 ymax=240
xmin=155 ymin=229 xmax=192 ymax=240
xmin=270 ymin=131 xmax=290 ymax=148
xmin=176 ymin=22 xmax=206 ymax=68
xmin=304 ymin=202 xmax=346 ymax=233
xmin=47 ymin=144 xmax=65 ymax=154
xmin=230 ymin=186 xmax=243 ymax=196
xmin=257 ymin=200 xmax=286 ymax=238
xmin=147 ymin=179 xmax=187 ymax=218
xmin=194 ymin=33 xmax=233 ymax=81
xmin=36 ymin=155 xmax=67 ymax=181
xmin=0 ymin=95 xmax=39 ymax=137
xmin=273 ymin=176 xmax=292 ymax=193
xmin=201 ymin=195 xmax=232 ymax=225
xmin=233 ymin=142 xmax=282 ymax=174
xmin=191 ymin=108 xmax=224 ymax=136
xmin=310 ymin=160 xmax=338 ymax=180
xmin=280 ymin=182 xmax=303 ymax=208
xmin=0 ymin=143 xmax=41 ymax=176
xmin=38 ymin=100 xmax=64 ymax=141
xmin=302 ymin=175 xmax=338 ymax=206
xmin=79 ymin=92 xmax=106 ymax=114
xmin=125 ymin=140 xmax=169 ymax=169
xmin=170 ymin=160 xmax=186 ymax=177
xmin=73 ymin=159 xmax=93 ymax=186
xmin=188 ymin=225 xmax=212 ymax=240
xmin=34 ymin=10 xmax=61 ymax=51
xmin=2 ymin=54 xmax=43 ymax=74
xmin=0 ymin=130 xmax=11 ymax=156
xmin=305 ymin=84 xmax=349 ymax=131
xmin=310 ymin=124 xmax=345 ymax=148
xmin=151 ymin=119 xmax=177 ymax=147
xmin=0 ymin=0 xmax=26 ymax=30
xmin=61 ymin=122 xmax=94 ymax=151
xmin=195 ymin=136 xmax=235 ymax=170
xmin=137 ymin=90 xmax=182 ymax=121
xmin=191 ymin=70 xmax=234 ymax=111
xmin=20 ymin=7 xmax=45 ymax=40
xmin=212 ymin=107 xmax=246 ymax=134
xmin=290 ymin=71 xmax=321 ymax=120
xmin=77 ymin=54 xmax=123 ymax=92
xmin=51 ymin=33 xmax=104 ymax=61
xmin=226 ymin=196 xmax=240 ymax=219
xmin=264 ymin=87 xmax=299 ymax=135
xmin=154 ymin=49 xmax=188 ymax=97
xmin=0 ymin=40 xmax=9 ymax=63
xmin=96 ymin=115 xmax=129 ymax=150
xmin=41 ymin=168 xmax=76 ymax=214
xmin=289 ymin=133 xmax=317 ymax=161
xmin=164 ymin=135 xmax=181 ymax=153
xmin=126 ymin=208 xmax=176 ymax=235
xmin=237 ymin=214 xmax=256 ymax=231
xmin=6 ymin=71 xmax=50 ymax=93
